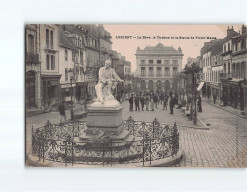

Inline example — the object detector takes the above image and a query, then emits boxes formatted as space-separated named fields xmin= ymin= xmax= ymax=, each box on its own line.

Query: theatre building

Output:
xmin=135 ymin=43 xmax=183 ymax=93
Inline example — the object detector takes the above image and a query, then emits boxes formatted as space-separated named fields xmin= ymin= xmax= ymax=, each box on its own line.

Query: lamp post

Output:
xmin=68 ymin=69 xmax=74 ymax=121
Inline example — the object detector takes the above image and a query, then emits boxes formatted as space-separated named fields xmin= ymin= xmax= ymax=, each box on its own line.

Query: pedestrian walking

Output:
xmin=129 ymin=94 xmax=134 ymax=111
xmin=135 ymin=94 xmax=140 ymax=111
xmin=197 ymin=95 xmax=202 ymax=112
xmin=159 ymin=92 xmax=164 ymax=105
xmin=169 ymin=95 xmax=175 ymax=114
xmin=150 ymin=95 xmax=154 ymax=111
xmin=153 ymin=93 xmax=158 ymax=109
xmin=140 ymin=95 xmax=145 ymax=111
xmin=145 ymin=95 xmax=150 ymax=111
xmin=58 ymin=101 xmax=67 ymax=122
xmin=213 ymin=94 xmax=217 ymax=104
xmin=169 ymin=90 xmax=173 ymax=98
xmin=163 ymin=95 xmax=168 ymax=111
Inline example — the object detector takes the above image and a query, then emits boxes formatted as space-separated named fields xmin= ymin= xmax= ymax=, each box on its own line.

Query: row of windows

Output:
xmin=141 ymin=59 xmax=178 ymax=65
xmin=65 ymin=67 xmax=87 ymax=81
xmin=203 ymin=56 xmax=210 ymax=67
xmin=203 ymin=71 xmax=220 ymax=83
xmin=233 ymin=39 xmax=246 ymax=52
xmin=141 ymin=67 xmax=177 ymax=77
xmin=223 ymin=42 xmax=231 ymax=53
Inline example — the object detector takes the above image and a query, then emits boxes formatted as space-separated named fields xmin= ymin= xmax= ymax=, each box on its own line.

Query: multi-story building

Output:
xmin=59 ymin=29 xmax=77 ymax=107
xmin=25 ymin=24 xmax=42 ymax=110
xmin=61 ymin=24 xmax=101 ymax=100
xmin=201 ymin=39 xmax=218 ymax=99
xmin=40 ymin=24 xmax=61 ymax=107
xmin=135 ymin=43 xmax=183 ymax=93
xmin=220 ymin=25 xmax=247 ymax=114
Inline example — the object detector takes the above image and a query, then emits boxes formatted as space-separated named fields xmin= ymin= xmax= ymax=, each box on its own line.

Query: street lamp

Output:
xmin=68 ymin=69 xmax=74 ymax=120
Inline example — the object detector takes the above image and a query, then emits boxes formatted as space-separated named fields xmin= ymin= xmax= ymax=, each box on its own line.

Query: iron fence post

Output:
xmin=52 ymin=140 xmax=55 ymax=162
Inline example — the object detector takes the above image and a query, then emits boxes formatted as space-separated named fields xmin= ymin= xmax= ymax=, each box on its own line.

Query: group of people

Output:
xmin=128 ymin=90 xmax=178 ymax=115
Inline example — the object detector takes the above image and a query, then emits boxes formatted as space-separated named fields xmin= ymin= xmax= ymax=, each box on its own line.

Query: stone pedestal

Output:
xmin=86 ymin=99 xmax=124 ymax=136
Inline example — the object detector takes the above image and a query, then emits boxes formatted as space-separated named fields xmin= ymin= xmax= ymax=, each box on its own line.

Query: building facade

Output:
xmin=25 ymin=24 xmax=42 ymax=110
xmin=220 ymin=25 xmax=247 ymax=114
xmin=59 ymin=29 xmax=77 ymax=107
xmin=135 ymin=43 xmax=183 ymax=93
xmin=40 ymin=24 xmax=61 ymax=107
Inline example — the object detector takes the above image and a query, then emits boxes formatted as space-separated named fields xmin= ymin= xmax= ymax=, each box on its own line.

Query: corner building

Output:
xmin=135 ymin=43 xmax=183 ymax=92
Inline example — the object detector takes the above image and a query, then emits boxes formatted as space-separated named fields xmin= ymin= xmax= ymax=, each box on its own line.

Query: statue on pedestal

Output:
xmin=95 ymin=60 xmax=124 ymax=104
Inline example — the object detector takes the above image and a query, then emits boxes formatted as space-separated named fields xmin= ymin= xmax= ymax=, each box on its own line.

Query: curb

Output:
xmin=26 ymin=150 xmax=183 ymax=168
xmin=179 ymin=111 xmax=210 ymax=130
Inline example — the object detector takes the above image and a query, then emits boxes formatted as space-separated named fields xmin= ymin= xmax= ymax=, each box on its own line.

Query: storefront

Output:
xmin=210 ymin=83 xmax=221 ymax=103
xmin=41 ymin=75 xmax=61 ymax=107
xmin=221 ymin=78 xmax=246 ymax=111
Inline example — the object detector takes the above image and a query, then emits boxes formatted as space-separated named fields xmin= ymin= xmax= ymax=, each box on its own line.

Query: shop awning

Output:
xmin=197 ymin=82 xmax=204 ymax=91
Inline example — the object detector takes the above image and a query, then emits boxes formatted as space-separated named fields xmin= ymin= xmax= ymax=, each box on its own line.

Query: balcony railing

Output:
xmin=26 ymin=52 xmax=40 ymax=63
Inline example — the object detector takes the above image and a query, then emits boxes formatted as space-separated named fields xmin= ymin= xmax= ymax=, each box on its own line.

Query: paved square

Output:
xmin=26 ymin=100 xmax=247 ymax=167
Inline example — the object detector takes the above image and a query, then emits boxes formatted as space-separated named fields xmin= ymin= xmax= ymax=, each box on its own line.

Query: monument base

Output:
xmin=82 ymin=99 xmax=131 ymax=141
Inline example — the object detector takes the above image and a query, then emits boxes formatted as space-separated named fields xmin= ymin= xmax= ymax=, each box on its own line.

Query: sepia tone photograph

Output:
xmin=25 ymin=24 xmax=247 ymax=167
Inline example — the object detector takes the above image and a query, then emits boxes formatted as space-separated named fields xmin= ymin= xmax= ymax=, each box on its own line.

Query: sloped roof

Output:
xmin=211 ymin=38 xmax=225 ymax=55
xmin=231 ymin=33 xmax=247 ymax=42
xmin=59 ymin=30 xmax=75 ymax=50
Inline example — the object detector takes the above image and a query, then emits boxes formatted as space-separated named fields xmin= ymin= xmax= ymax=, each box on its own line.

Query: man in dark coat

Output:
xmin=169 ymin=90 xmax=173 ymax=98
xmin=169 ymin=95 xmax=175 ymax=114
xmin=197 ymin=95 xmax=202 ymax=112
xmin=140 ymin=95 xmax=145 ymax=111
xmin=129 ymin=94 xmax=134 ymax=111
xmin=135 ymin=94 xmax=140 ymax=111
xmin=213 ymin=94 xmax=217 ymax=104
xmin=153 ymin=93 xmax=158 ymax=109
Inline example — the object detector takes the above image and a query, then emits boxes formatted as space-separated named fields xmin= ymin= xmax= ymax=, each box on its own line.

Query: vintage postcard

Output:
xmin=25 ymin=24 xmax=247 ymax=167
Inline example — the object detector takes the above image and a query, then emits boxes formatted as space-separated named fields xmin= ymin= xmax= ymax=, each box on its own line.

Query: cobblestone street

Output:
xmin=26 ymin=100 xmax=247 ymax=167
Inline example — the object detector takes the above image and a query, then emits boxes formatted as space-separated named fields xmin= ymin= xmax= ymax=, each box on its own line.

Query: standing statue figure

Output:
xmin=95 ymin=60 xmax=124 ymax=104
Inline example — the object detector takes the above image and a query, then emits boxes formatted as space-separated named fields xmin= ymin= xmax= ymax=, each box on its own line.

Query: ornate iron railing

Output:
xmin=31 ymin=116 xmax=179 ymax=167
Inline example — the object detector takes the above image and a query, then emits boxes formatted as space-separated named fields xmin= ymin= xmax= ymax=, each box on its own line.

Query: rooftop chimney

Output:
xmin=241 ymin=25 xmax=246 ymax=34
xmin=227 ymin=26 xmax=235 ymax=37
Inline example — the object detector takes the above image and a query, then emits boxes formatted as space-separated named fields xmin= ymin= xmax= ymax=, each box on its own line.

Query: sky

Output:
xmin=104 ymin=24 xmax=243 ymax=73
